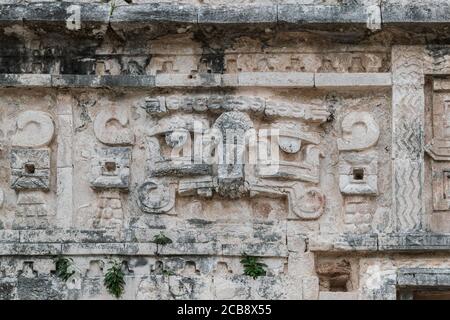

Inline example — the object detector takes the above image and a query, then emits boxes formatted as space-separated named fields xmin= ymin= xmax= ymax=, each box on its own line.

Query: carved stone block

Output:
xmin=14 ymin=191 xmax=52 ymax=229
xmin=339 ymin=153 xmax=378 ymax=195
xmin=343 ymin=196 xmax=373 ymax=233
xmin=137 ymin=180 xmax=176 ymax=214
xmin=257 ymin=127 xmax=322 ymax=184
xmin=337 ymin=111 xmax=379 ymax=151
xmin=147 ymin=114 xmax=212 ymax=177
xmin=178 ymin=176 xmax=215 ymax=198
xmin=425 ymin=92 xmax=450 ymax=160
xmin=432 ymin=161 xmax=450 ymax=211
xmin=12 ymin=111 xmax=55 ymax=148
xmin=140 ymin=97 xmax=166 ymax=115
xmin=90 ymin=147 xmax=131 ymax=190
xmin=94 ymin=191 xmax=123 ymax=229
xmin=10 ymin=149 xmax=50 ymax=191
xmin=93 ymin=108 xmax=134 ymax=146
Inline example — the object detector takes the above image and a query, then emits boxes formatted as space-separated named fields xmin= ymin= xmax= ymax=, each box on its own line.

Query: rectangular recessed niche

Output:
xmin=352 ymin=168 xmax=364 ymax=181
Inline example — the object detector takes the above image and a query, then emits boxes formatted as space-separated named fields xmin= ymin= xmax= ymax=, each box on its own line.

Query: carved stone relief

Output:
xmin=339 ymin=152 xmax=378 ymax=195
xmin=391 ymin=46 xmax=425 ymax=232
xmin=10 ymin=149 xmax=51 ymax=191
xmin=427 ymin=84 xmax=450 ymax=217
xmin=8 ymin=110 xmax=55 ymax=229
xmin=146 ymin=114 xmax=211 ymax=177
xmin=0 ymin=7 xmax=447 ymax=300
xmin=337 ymin=111 xmax=380 ymax=197
xmin=93 ymin=191 xmax=124 ymax=229
xmin=93 ymin=108 xmax=134 ymax=146
xmin=134 ymin=94 xmax=333 ymax=219
xmin=9 ymin=111 xmax=55 ymax=191
xmin=90 ymin=147 xmax=131 ymax=190
xmin=431 ymin=161 xmax=450 ymax=211
xmin=14 ymin=191 xmax=53 ymax=229
xmin=343 ymin=196 xmax=374 ymax=234
xmin=12 ymin=111 xmax=55 ymax=148
xmin=137 ymin=180 xmax=176 ymax=214
xmin=256 ymin=121 xmax=322 ymax=184
xmin=213 ymin=111 xmax=253 ymax=198
xmin=426 ymin=99 xmax=450 ymax=160
xmin=232 ymin=52 xmax=388 ymax=73
xmin=337 ymin=112 xmax=380 ymax=151
xmin=337 ymin=110 xmax=381 ymax=233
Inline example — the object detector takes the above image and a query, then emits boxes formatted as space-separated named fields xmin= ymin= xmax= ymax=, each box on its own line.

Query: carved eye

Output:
xmin=24 ymin=163 xmax=36 ymax=174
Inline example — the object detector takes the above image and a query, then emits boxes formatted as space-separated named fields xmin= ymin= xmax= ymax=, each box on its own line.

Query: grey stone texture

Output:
xmin=0 ymin=0 xmax=450 ymax=300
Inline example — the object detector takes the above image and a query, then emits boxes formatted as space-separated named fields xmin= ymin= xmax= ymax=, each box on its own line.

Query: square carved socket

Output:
xmin=352 ymin=168 xmax=364 ymax=181
xmin=24 ymin=163 xmax=36 ymax=174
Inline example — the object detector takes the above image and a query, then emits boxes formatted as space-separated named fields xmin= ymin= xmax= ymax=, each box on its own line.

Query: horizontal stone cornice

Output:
xmin=310 ymin=233 xmax=450 ymax=253
xmin=0 ymin=72 xmax=392 ymax=89
xmin=0 ymin=2 xmax=449 ymax=28
xmin=1 ymin=231 xmax=450 ymax=256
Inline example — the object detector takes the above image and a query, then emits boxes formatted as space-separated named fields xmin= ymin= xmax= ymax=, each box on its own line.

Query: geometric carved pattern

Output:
xmin=394 ymin=160 xmax=423 ymax=231
xmin=391 ymin=46 xmax=425 ymax=232
xmin=393 ymin=89 xmax=424 ymax=160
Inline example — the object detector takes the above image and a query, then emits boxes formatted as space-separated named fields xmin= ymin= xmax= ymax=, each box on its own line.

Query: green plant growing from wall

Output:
xmin=54 ymin=256 xmax=76 ymax=282
xmin=104 ymin=260 xmax=126 ymax=298
xmin=162 ymin=269 xmax=175 ymax=276
xmin=240 ymin=253 xmax=267 ymax=279
xmin=109 ymin=0 xmax=116 ymax=16
xmin=153 ymin=232 xmax=173 ymax=255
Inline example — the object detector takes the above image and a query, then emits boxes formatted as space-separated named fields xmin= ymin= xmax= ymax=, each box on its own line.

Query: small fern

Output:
xmin=153 ymin=232 xmax=173 ymax=246
xmin=162 ymin=269 xmax=175 ymax=276
xmin=104 ymin=260 xmax=126 ymax=298
xmin=153 ymin=232 xmax=173 ymax=255
xmin=54 ymin=256 xmax=75 ymax=282
xmin=240 ymin=253 xmax=267 ymax=279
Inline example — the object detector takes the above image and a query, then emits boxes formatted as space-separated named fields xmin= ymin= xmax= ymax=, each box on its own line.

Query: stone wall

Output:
xmin=1 ymin=0 xmax=450 ymax=300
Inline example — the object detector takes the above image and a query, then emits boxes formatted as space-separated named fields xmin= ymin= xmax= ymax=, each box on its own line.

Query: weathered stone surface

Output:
xmin=397 ymin=268 xmax=450 ymax=287
xmin=319 ymin=291 xmax=359 ymax=300
xmin=199 ymin=5 xmax=277 ymax=24
xmin=21 ymin=2 xmax=110 ymax=24
xmin=0 ymin=0 xmax=450 ymax=301
xmin=379 ymin=234 xmax=450 ymax=251
xmin=314 ymin=73 xmax=392 ymax=88
xmin=111 ymin=3 xmax=198 ymax=24
xmin=382 ymin=3 xmax=450 ymax=23
xmin=238 ymin=72 xmax=314 ymax=87
xmin=10 ymin=149 xmax=51 ymax=190
xmin=90 ymin=147 xmax=131 ymax=190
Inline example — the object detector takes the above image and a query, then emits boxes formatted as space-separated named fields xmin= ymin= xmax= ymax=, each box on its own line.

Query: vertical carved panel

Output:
xmin=426 ymin=81 xmax=450 ymax=232
xmin=10 ymin=110 xmax=56 ymax=229
xmin=426 ymin=93 xmax=450 ymax=160
xmin=391 ymin=46 xmax=425 ymax=232
xmin=56 ymin=94 xmax=74 ymax=229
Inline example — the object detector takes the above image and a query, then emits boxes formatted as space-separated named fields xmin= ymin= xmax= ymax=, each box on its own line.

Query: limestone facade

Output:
xmin=1 ymin=0 xmax=450 ymax=300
